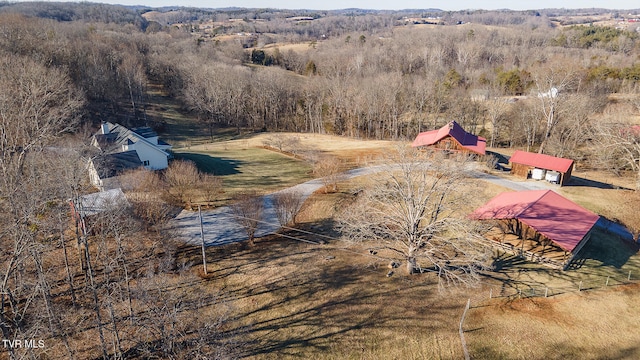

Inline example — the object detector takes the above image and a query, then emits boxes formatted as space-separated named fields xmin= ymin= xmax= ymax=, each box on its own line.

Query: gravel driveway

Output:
xmin=170 ymin=166 xmax=387 ymax=246
xmin=170 ymin=165 xmax=628 ymax=247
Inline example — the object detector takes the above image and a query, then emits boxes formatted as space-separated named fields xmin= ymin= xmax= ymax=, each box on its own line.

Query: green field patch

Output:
xmin=174 ymin=147 xmax=313 ymax=199
xmin=573 ymin=228 xmax=640 ymax=272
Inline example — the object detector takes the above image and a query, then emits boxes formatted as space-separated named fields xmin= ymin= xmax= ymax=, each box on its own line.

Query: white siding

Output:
xmin=128 ymin=142 xmax=168 ymax=170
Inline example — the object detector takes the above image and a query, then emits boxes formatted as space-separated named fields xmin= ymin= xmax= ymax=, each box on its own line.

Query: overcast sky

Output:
xmin=20 ymin=0 xmax=640 ymax=11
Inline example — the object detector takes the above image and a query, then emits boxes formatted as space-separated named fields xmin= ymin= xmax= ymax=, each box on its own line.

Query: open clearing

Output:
xmin=173 ymin=168 xmax=640 ymax=359
xmin=158 ymin=117 xmax=640 ymax=358
xmin=174 ymin=147 xmax=313 ymax=203
xmin=177 ymin=215 xmax=640 ymax=359
xmin=173 ymin=132 xmax=396 ymax=203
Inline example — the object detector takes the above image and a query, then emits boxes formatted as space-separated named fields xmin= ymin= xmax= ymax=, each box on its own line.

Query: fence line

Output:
xmin=459 ymin=298 xmax=471 ymax=360
xmin=461 ymin=273 xmax=637 ymax=358
xmin=487 ymin=273 xmax=636 ymax=300
xmin=484 ymin=240 xmax=565 ymax=269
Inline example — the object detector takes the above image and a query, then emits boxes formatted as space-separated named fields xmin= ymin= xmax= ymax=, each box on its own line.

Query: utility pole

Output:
xmin=199 ymin=205 xmax=207 ymax=274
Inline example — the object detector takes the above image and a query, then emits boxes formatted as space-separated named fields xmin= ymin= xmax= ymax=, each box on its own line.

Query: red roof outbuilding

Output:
xmin=509 ymin=150 xmax=574 ymax=173
xmin=471 ymin=190 xmax=599 ymax=252
xmin=412 ymin=121 xmax=486 ymax=155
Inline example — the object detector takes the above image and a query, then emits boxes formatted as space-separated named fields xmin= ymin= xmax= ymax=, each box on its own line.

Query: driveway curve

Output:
xmin=169 ymin=165 xmax=560 ymax=247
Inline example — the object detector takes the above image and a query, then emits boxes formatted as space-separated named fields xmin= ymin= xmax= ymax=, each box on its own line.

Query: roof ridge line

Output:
xmin=515 ymin=189 xmax=551 ymax=217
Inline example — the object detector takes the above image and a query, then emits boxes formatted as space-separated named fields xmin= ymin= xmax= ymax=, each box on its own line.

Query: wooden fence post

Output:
xmin=459 ymin=299 xmax=471 ymax=360
xmin=606 ymin=276 xmax=610 ymax=286
xmin=629 ymin=271 xmax=632 ymax=281
xmin=545 ymin=287 xmax=548 ymax=297
xmin=578 ymin=281 xmax=582 ymax=291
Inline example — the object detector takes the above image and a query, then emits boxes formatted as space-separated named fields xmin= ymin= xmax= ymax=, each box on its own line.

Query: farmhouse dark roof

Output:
xmin=93 ymin=122 xmax=169 ymax=156
xmin=471 ymin=190 xmax=599 ymax=252
xmin=131 ymin=126 xmax=158 ymax=139
xmin=94 ymin=123 xmax=144 ymax=152
xmin=411 ymin=121 xmax=486 ymax=155
xmin=92 ymin=151 xmax=142 ymax=179
xmin=509 ymin=150 xmax=574 ymax=173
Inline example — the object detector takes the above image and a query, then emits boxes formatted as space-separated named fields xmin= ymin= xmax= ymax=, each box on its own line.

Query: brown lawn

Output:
xmin=466 ymin=283 xmax=640 ymax=359
xmin=174 ymin=171 xmax=640 ymax=359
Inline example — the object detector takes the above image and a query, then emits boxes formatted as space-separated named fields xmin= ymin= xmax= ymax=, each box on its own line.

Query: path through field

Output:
xmin=170 ymin=165 xmax=556 ymax=247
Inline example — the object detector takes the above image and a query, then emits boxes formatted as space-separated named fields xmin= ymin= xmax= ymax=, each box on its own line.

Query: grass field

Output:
xmin=174 ymin=147 xmax=313 ymax=203
xmin=175 ymin=175 xmax=640 ymax=359
xmin=172 ymin=132 xmax=397 ymax=203
xmin=466 ymin=283 xmax=640 ymax=359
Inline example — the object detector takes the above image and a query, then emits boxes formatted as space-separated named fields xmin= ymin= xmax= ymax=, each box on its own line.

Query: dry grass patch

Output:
xmin=467 ymin=284 xmax=640 ymax=359
xmin=179 ymin=236 xmax=473 ymax=359
xmin=186 ymin=132 xmax=398 ymax=164
xmin=172 ymin=163 xmax=640 ymax=359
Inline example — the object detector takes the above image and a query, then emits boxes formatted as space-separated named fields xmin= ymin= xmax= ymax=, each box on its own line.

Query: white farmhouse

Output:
xmin=88 ymin=122 xmax=172 ymax=190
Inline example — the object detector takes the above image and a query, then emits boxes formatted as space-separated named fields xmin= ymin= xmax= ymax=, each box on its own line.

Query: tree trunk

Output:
xmin=406 ymin=249 xmax=417 ymax=275
xmin=83 ymin=236 xmax=109 ymax=360
xmin=60 ymin=228 xmax=77 ymax=307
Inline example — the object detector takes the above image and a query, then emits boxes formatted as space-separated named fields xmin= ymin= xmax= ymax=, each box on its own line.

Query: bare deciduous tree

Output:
xmin=339 ymin=147 xmax=490 ymax=286
xmin=484 ymin=94 xmax=509 ymax=148
xmin=200 ymin=173 xmax=223 ymax=208
xmin=532 ymin=66 xmax=579 ymax=154
xmin=164 ymin=160 xmax=200 ymax=207
xmin=272 ymin=190 xmax=304 ymax=226
xmin=313 ymin=156 xmax=344 ymax=193
xmin=230 ymin=191 xmax=264 ymax=246
xmin=594 ymin=117 xmax=640 ymax=189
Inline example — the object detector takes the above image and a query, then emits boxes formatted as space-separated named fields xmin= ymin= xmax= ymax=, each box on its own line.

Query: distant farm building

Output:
xmin=411 ymin=121 xmax=486 ymax=155
xmin=509 ymin=150 xmax=574 ymax=186
xmin=471 ymin=189 xmax=600 ymax=269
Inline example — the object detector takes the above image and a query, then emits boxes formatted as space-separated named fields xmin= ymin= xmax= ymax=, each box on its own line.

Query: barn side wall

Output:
xmin=560 ymin=165 xmax=573 ymax=186
xmin=510 ymin=163 xmax=532 ymax=178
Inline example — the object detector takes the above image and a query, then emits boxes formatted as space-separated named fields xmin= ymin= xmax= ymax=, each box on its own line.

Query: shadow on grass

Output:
xmin=175 ymin=221 xmax=461 ymax=359
xmin=570 ymin=228 xmax=639 ymax=270
xmin=566 ymin=176 xmax=633 ymax=190
xmin=174 ymin=152 xmax=241 ymax=175
xmin=491 ymin=252 xmax=528 ymax=271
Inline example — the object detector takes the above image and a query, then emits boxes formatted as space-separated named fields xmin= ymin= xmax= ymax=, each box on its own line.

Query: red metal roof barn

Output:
xmin=471 ymin=190 xmax=600 ymax=269
xmin=509 ymin=150 xmax=574 ymax=186
xmin=412 ymin=121 xmax=486 ymax=155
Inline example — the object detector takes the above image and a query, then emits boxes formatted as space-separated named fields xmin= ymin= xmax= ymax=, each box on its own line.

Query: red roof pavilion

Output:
xmin=509 ymin=150 xmax=574 ymax=173
xmin=412 ymin=121 xmax=486 ymax=155
xmin=471 ymin=190 xmax=599 ymax=252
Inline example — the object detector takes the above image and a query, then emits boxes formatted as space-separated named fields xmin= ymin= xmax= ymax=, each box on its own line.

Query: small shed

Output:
xmin=471 ymin=190 xmax=600 ymax=269
xmin=69 ymin=188 xmax=129 ymax=234
xmin=509 ymin=150 xmax=574 ymax=186
xmin=412 ymin=121 xmax=486 ymax=155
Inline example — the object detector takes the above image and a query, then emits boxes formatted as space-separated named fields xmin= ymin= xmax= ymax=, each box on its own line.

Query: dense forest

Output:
xmin=2 ymin=2 xmax=640 ymax=157
xmin=1 ymin=2 xmax=640 ymax=358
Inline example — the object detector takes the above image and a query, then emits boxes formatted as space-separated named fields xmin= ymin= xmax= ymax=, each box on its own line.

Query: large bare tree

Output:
xmin=0 ymin=53 xmax=84 ymax=359
xmin=339 ymin=147 xmax=490 ymax=286
xmin=532 ymin=66 xmax=579 ymax=154
xmin=594 ymin=117 xmax=640 ymax=189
